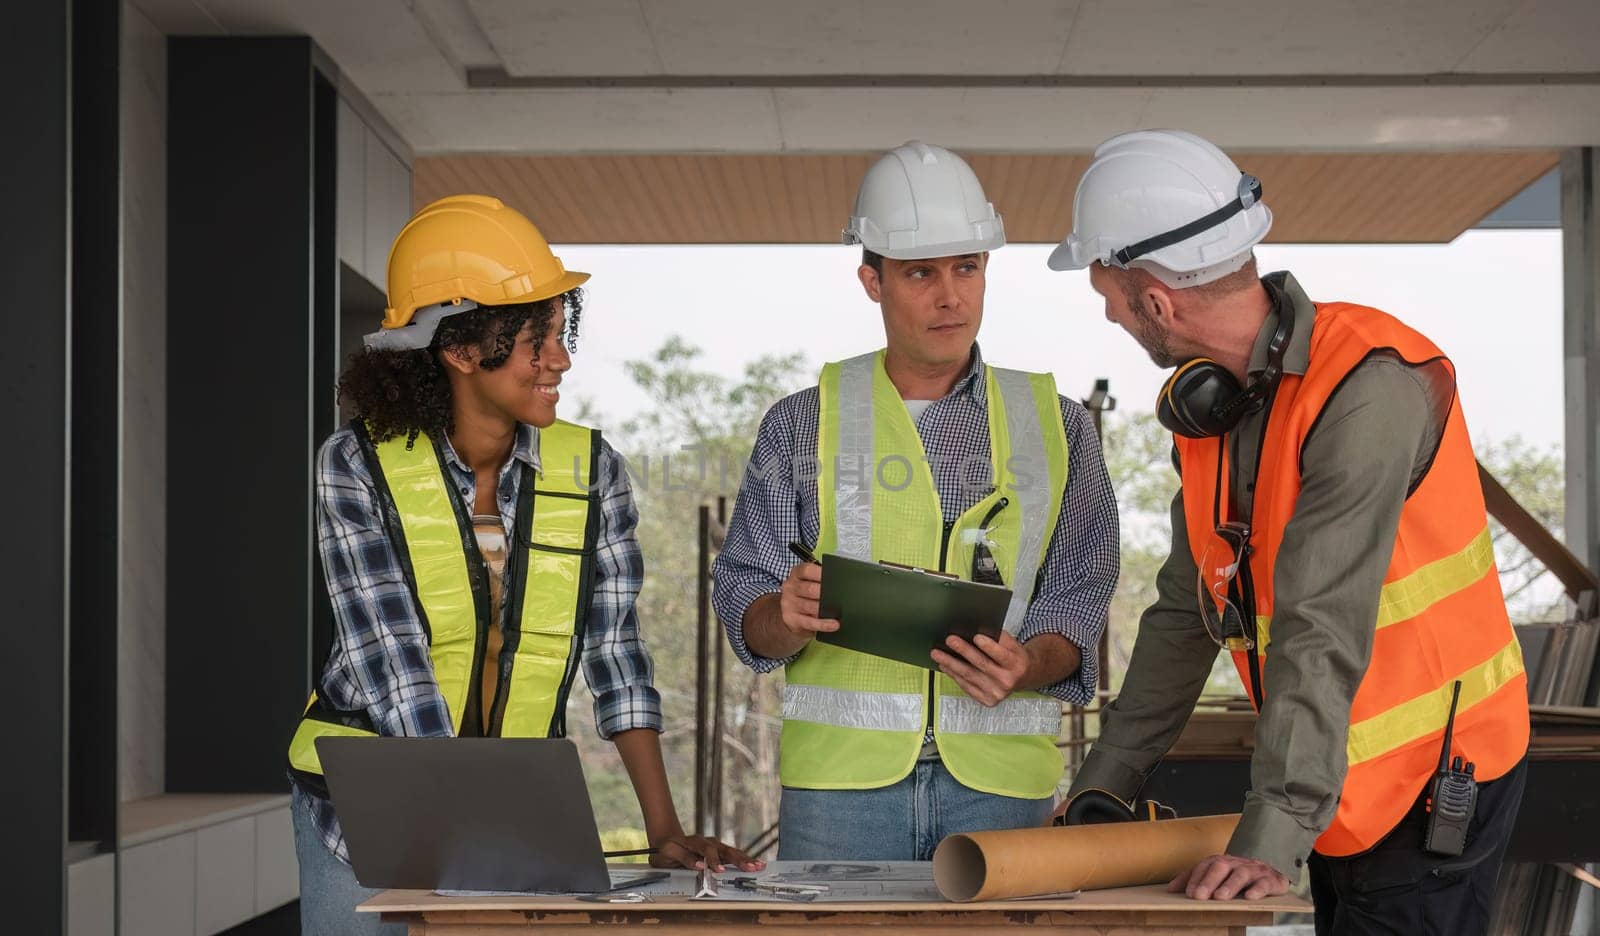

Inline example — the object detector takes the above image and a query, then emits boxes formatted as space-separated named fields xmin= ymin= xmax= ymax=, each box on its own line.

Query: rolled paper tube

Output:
xmin=933 ymin=814 xmax=1241 ymax=902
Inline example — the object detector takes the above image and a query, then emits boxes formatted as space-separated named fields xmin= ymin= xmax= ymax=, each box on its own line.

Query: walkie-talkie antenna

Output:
xmin=1438 ymin=680 xmax=1463 ymax=773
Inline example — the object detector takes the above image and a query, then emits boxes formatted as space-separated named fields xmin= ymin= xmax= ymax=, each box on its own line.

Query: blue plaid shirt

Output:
xmin=299 ymin=422 xmax=661 ymax=860
xmin=713 ymin=347 xmax=1120 ymax=704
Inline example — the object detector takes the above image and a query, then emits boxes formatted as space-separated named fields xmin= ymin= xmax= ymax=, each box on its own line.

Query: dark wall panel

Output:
xmin=70 ymin=0 xmax=122 ymax=849
xmin=0 ymin=0 xmax=71 ymax=930
xmin=167 ymin=37 xmax=321 ymax=792
xmin=311 ymin=73 xmax=340 ymax=700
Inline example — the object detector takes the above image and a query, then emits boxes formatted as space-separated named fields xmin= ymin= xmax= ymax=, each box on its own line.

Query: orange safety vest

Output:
xmin=1176 ymin=302 xmax=1529 ymax=857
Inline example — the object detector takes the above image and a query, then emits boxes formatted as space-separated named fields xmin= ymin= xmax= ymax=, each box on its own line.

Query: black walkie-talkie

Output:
xmin=1423 ymin=680 xmax=1477 ymax=857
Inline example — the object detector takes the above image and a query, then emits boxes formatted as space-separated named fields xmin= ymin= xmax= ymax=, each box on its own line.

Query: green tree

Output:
xmin=1476 ymin=436 xmax=1568 ymax=624
xmin=1094 ymin=411 xmax=1241 ymax=704
xmin=566 ymin=337 xmax=809 ymax=850
xmin=1096 ymin=410 xmax=1174 ymax=682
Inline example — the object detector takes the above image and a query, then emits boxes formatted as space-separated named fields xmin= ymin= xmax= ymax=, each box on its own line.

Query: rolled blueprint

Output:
xmin=933 ymin=814 xmax=1240 ymax=902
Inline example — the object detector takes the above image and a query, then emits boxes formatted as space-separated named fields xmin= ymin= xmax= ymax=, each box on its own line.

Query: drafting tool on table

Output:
xmin=727 ymin=876 xmax=828 ymax=899
xmin=695 ymin=868 xmax=828 ymax=902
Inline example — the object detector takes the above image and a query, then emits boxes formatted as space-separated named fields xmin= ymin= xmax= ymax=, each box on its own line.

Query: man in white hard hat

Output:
xmin=713 ymin=141 xmax=1120 ymax=860
xmin=1049 ymin=129 xmax=1528 ymax=933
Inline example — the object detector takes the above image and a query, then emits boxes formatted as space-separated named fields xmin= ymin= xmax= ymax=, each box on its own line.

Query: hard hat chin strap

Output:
xmin=1111 ymin=173 xmax=1263 ymax=269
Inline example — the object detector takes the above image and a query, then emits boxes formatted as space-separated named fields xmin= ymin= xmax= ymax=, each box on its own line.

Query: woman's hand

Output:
xmin=649 ymin=834 xmax=766 ymax=873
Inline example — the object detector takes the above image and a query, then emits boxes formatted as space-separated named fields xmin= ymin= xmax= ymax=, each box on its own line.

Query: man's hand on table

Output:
xmin=1169 ymin=854 xmax=1290 ymax=901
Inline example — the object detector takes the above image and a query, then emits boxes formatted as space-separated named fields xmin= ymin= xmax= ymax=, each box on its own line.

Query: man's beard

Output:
xmin=1130 ymin=297 xmax=1177 ymax=368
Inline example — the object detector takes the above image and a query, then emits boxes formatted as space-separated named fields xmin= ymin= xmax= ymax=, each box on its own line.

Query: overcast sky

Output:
xmin=551 ymin=230 xmax=1564 ymax=457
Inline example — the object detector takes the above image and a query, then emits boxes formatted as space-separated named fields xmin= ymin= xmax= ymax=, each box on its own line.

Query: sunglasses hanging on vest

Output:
xmin=1155 ymin=282 xmax=1295 ymax=440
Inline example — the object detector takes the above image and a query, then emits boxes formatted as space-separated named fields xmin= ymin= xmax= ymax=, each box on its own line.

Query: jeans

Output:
xmin=291 ymin=787 xmax=406 ymax=936
xmin=777 ymin=755 xmax=1053 ymax=861
xmin=1309 ymin=754 xmax=1527 ymax=936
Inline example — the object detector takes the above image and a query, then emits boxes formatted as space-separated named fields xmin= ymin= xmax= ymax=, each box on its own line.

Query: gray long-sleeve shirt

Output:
xmin=1070 ymin=272 xmax=1452 ymax=877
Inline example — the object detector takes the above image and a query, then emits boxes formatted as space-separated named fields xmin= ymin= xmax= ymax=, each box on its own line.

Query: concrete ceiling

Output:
xmin=133 ymin=0 xmax=1600 ymax=154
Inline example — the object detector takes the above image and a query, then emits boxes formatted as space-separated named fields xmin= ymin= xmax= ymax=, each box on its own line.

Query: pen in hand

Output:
xmin=788 ymin=541 xmax=820 ymax=565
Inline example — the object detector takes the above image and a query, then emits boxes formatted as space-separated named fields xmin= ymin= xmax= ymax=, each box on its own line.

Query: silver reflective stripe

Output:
xmin=782 ymin=684 xmax=924 ymax=732
xmin=938 ymin=694 xmax=1062 ymax=736
xmin=990 ymin=367 xmax=1052 ymax=634
xmin=833 ymin=352 xmax=878 ymax=560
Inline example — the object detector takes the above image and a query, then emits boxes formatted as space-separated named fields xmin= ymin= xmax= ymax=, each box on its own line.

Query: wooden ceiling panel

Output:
xmin=413 ymin=151 xmax=1559 ymax=246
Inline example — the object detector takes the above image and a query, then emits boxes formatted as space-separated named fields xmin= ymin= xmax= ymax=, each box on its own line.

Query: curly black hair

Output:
xmin=337 ymin=289 xmax=583 ymax=447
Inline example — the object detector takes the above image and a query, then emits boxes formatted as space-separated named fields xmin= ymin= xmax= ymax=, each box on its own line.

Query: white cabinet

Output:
xmin=121 ymin=833 xmax=197 ymax=936
xmin=338 ymin=97 xmax=412 ymax=288
xmin=255 ymin=806 xmax=299 ymax=913
xmin=67 ymin=852 xmax=116 ymax=936
xmin=196 ymin=816 xmax=256 ymax=934
xmin=337 ymin=96 xmax=366 ymax=277
xmin=117 ymin=794 xmax=297 ymax=936
xmin=382 ymin=140 xmax=413 ymax=277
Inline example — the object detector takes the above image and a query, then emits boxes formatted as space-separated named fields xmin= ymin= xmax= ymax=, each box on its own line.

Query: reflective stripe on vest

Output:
xmin=1176 ymin=302 xmax=1528 ymax=856
xmin=781 ymin=686 xmax=925 ymax=732
xmin=780 ymin=686 xmax=1063 ymax=737
xmin=287 ymin=421 xmax=600 ymax=781
xmin=782 ymin=351 xmax=1070 ymax=799
xmin=1374 ymin=527 xmax=1496 ymax=631
xmin=499 ymin=421 xmax=600 ymax=740
xmin=1256 ymin=527 xmax=1498 ymax=654
xmin=937 ymin=694 xmax=1064 ymax=736
xmin=380 ymin=429 xmax=481 ymax=732
xmin=990 ymin=366 xmax=1055 ymax=635
xmin=1345 ymin=637 xmax=1524 ymax=767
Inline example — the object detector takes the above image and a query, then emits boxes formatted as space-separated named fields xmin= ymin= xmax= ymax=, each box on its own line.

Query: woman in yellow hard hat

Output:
xmin=285 ymin=195 xmax=760 ymax=935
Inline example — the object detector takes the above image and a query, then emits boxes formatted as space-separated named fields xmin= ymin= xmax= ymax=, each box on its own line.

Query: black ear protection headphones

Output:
xmin=1156 ymin=287 xmax=1294 ymax=440
xmin=1053 ymin=788 xmax=1179 ymax=826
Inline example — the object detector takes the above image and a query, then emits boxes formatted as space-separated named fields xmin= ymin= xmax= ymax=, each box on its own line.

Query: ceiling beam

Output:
xmin=467 ymin=69 xmax=1600 ymax=90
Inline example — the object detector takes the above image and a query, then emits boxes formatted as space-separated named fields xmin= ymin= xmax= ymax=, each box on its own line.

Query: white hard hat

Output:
xmin=1048 ymin=130 xmax=1272 ymax=288
xmin=844 ymin=141 xmax=1005 ymax=260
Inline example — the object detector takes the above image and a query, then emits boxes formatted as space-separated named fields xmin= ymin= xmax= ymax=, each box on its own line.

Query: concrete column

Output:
xmin=1561 ymin=148 xmax=1600 ymax=705
xmin=2 ymin=2 xmax=71 ymax=932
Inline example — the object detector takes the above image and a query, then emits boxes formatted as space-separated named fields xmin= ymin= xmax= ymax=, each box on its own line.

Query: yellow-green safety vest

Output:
xmin=781 ymin=351 xmax=1071 ymax=799
xmin=286 ymin=420 xmax=601 ymax=790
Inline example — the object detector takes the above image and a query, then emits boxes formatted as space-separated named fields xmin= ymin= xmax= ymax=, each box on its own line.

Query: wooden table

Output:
xmin=361 ymin=883 xmax=1310 ymax=935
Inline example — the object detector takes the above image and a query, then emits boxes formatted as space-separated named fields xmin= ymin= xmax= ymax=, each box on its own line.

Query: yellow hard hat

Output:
xmin=368 ymin=194 xmax=589 ymax=350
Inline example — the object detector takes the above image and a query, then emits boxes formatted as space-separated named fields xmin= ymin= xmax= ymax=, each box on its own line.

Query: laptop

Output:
xmin=317 ymin=736 xmax=668 ymax=893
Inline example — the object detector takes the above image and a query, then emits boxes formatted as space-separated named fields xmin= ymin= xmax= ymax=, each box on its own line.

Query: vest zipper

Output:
xmin=929 ymin=518 xmax=957 ymax=736
xmin=1233 ymin=376 xmax=1280 ymax=714
xmin=443 ymin=454 xmax=494 ymax=739
xmin=1237 ymin=549 xmax=1265 ymax=711
xmin=462 ymin=593 xmax=490 ymax=736
xmin=486 ymin=513 xmax=525 ymax=737
xmin=548 ymin=630 xmax=583 ymax=738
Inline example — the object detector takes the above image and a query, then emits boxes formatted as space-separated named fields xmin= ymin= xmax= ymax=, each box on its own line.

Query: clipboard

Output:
xmin=816 ymin=553 xmax=1011 ymax=669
